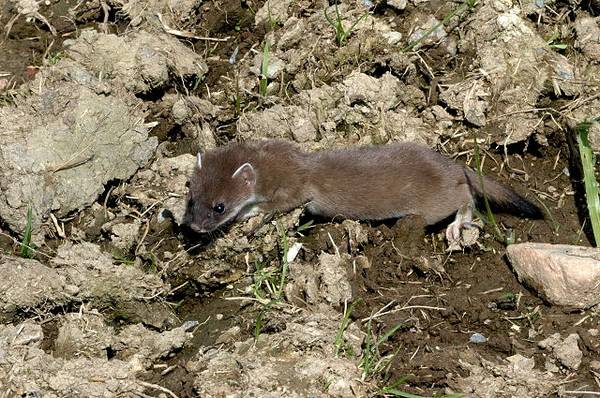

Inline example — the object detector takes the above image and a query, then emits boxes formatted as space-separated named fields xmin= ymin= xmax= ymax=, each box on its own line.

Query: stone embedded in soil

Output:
xmin=103 ymin=219 xmax=142 ymax=251
xmin=408 ymin=16 xmax=447 ymax=48
xmin=251 ymin=53 xmax=287 ymax=80
xmin=506 ymin=243 xmax=600 ymax=309
xmin=51 ymin=242 xmax=176 ymax=328
xmin=237 ymin=104 xmax=318 ymax=143
xmin=588 ymin=121 xmax=600 ymax=153
xmin=387 ymin=0 xmax=407 ymax=10
xmin=538 ymin=333 xmax=583 ymax=370
xmin=54 ymin=313 xmax=114 ymax=360
xmin=254 ymin=0 xmax=293 ymax=27
xmin=111 ymin=323 xmax=193 ymax=365
xmin=168 ymin=95 xmax=218 ymax=150
xmin=9 ymin=320 xmax=43 ymax=346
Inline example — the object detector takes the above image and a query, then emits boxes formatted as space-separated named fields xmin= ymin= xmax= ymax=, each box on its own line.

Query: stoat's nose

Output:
xmin=190 ymin=223 xmax=207 ymax=233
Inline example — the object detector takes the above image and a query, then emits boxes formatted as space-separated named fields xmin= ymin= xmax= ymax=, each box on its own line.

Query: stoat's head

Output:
xmin=183 ymin=149 xmax=257 ymax=233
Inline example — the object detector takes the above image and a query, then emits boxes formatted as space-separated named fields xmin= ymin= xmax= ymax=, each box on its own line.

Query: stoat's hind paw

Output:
xmin=445 ymin=222 xmax=462 ymax=243
xmin=446 ymin=202 xmax=477 ymax=250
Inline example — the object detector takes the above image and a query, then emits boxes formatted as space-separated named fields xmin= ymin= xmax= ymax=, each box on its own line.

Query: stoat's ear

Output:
xmin=232 ymin=163 xmax=256 ymax=186
xmin=196 ymin=153 xmax=202 ymax=169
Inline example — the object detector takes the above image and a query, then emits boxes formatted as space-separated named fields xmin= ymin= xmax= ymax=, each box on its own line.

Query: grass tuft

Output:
xmin=402 ymin=0 xmax=478 ymax=52
xmin=545 ymin=31 xmax=567 ymax=51
xmin=275 ymin=221 xmax=290 ymax=299
xmin=251 ymin=222 xmax=291 ymax=340
xmin=324 ymin=3 xmax=369 ymax=47
xmin=334 ymin=299 xmax=360 ymax=357
xmin=46 ymin=51 xmax=64 ymax=66
xmin=259 ymin=40 xmax=270 ymax=97
xmin=20 ymin=206 xmax=35 ymax=258
xmin=576 ymin=119 xmax=600 ymax=246
xmin=472 ymin=141 xmax=505 ymax=243
xmin=360 ymin=319 xmax=404 ymax=380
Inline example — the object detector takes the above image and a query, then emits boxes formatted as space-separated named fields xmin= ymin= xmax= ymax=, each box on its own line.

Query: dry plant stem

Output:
xmin=138 ymin=380 xmax=179 ymax=398
xmin=5 ymin=8 xmax=57 ymax=37
xmin=49 ymin=213 xmax=66 ymax=238
xmin=48 ymin=154 xmax=95 ymax=173
xmin=100 ymin=0 xmax=110 ymax=33
xmin=135 ymin=221 xmax=150 ymax=255
xmin=360 ymin=305 xmax=446 ymax=322
xmin=156 ymin=13 xmax=229 ymax=41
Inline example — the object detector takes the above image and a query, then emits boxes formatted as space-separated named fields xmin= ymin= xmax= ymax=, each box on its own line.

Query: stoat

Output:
xmin=183 ymin=139 xmax=542 ymax=242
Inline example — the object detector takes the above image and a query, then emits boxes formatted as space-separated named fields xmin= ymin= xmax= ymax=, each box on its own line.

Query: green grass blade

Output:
xmin=334 ymin=299 xmax=361 ymax=357
xmin=375 ymin=322 xmax=404 ymax=346
xmin=576 ymin=120 xmax=600 ymax=246
xmin=324 ymin=6 xmax=336 ymax=28
xmin=381 ymin=388 xmax=462 ymax=398
xmin=259 ymin=40 xmax=270 ymax=97
xmin=20 ymin=206 xmax=34 ymax=258
xmin=473 ymin=141 xmax=504 ymax=242
xmin=402 ymin=0 xmax=474 ymax=52
xmin=345 ymin=11 xmax=369 ymax=44
xmin=276 ymin=222 xmax=289 ymax=299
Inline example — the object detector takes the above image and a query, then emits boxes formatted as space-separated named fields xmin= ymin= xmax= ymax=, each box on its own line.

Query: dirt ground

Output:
xmin=1 ymin=0 xmax=599 ymax=397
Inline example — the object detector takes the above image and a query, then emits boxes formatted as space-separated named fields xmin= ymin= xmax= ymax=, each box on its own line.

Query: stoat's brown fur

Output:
xmin=183 ymin=139 xmax=542 ymax=241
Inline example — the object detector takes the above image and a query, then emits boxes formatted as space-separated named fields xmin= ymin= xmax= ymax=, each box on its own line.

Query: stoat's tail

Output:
xmin=464 ymin=169 xmax=543 ymax=219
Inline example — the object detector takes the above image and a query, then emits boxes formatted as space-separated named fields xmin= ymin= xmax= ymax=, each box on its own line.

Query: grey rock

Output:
xmin=507 ymin=243 xmax=600 ymax=308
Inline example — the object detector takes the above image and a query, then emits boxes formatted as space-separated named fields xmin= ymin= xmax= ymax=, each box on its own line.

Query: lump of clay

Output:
xmin=0 ymin=75 xmax=157 ymax=233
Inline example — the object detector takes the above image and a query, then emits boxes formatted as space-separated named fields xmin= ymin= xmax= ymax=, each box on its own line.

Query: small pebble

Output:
xmin=362 ymin=0 xmax=374 ymax=8
xmin=181 ymin=320 xmax=199 ymax=332
xmin=229 ymin=46 xmax=239 ymax=65
xmin=469 ymin=333 xmax=487 ymax=343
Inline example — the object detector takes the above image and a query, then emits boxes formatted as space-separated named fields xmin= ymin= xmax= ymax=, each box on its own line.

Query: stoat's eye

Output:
xmin=213 ymin=203 xmax=225 ymax=214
